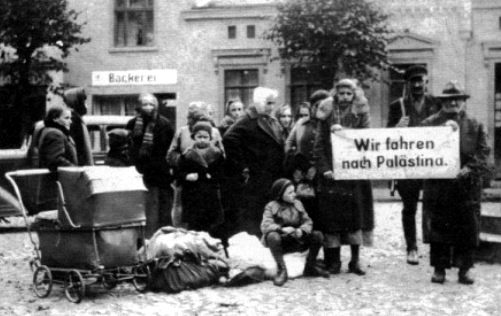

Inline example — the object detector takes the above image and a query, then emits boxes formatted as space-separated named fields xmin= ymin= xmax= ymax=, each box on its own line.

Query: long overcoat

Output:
xmin=313 ymin=103 xmax=374 ymax=234
xmin=421 ymin=110 xmax=490 ymax=246
xmin=177 ymin=146 xmax=225 ymax=232
xmin=223 ymin=107 xmax=285 ymax=236
xmin=38 ymin=123 xmax=78 ymax=172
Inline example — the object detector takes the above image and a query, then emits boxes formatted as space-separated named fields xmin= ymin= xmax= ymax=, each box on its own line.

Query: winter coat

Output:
xmin=285 ymin=117 xmax=319 ymax=164
xmin=387 ymin=94 xmax=440 ymax=128
xmin=313 ymin=102 xmax=374 ymax=234
xmin=217 ymin=115 xmax=235 ymax=137
xmin=126 ymin=115 xmax=174 ymax=188
xmin=260 ymin=199 xmax=313 ymax=247
xmin=166 ymin=125 xmax=224 ymax=169
xmin=177 ymin=146 xmax=225 ymax=232
xmin=223 ymin=107 xmax=285 ymax=236
xmin=421 ymin=110 xmax=490 ymax=246
xmin=38 ymin=122 xmax=78 ymax=172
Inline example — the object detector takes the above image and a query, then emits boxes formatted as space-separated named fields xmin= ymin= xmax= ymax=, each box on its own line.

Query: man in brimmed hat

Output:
xmin=387 ymin=65 xmax=440 ymax=265
xmin=421 ymin=81 xmax=490 ymax=285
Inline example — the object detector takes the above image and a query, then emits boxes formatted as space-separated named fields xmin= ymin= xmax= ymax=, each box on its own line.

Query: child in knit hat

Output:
xmin=177 ymin=121 xmax=225 ymax=233
xmin=260 ymin=178 xmax=329 ymax=286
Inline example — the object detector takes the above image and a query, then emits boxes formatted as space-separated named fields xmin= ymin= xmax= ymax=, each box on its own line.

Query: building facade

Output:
xmin=61 ymin=0 xmax=499 ymax=175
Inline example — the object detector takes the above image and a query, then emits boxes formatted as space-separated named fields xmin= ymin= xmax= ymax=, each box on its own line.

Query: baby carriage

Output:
xmin=5 ymin=166 xmax=152 ymax=303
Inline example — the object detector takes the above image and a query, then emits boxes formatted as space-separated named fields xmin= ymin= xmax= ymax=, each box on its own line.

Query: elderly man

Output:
xmin=421 ymin=81 xmax=490 ymax=284
xmin=223 ymin=87 xmax=285 ymax=237
xmin=387 ymin=65 xmax=440 ymax=265
xmin=126 ymin=93 xmax=175 ymax=237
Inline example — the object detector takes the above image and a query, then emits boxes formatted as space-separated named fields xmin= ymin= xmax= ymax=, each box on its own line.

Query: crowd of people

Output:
xmin=36 ymin=65 xmax=491 ymax=288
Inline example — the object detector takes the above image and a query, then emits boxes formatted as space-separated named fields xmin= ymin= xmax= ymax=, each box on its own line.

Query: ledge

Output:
xmin=108 ymin=47 xmax=159 ymax=54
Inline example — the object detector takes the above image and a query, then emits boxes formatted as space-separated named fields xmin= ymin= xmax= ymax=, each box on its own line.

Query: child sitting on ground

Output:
xmin=177 ymin=122 xmax=225 ymax=234
xmin=260 ymin=178 xmax=329 ymax=287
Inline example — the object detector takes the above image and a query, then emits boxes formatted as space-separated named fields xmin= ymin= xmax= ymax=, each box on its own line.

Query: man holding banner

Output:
xmin=314 ymin=79 xmax=374 ymax=276
xmin=387 ymin=65 xmax=440 ymax=265
xmin=421 ymin=82 xmax=490 ymax=285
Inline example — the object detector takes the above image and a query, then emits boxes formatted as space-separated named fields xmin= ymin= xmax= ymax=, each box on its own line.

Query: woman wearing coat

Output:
xmin=38 ymin=105 xmax=78 ymax=171
xmin=313 ymin=79 xmax=374 ymax=276
xmin=421 ymin=81 xmax=490 ymax=285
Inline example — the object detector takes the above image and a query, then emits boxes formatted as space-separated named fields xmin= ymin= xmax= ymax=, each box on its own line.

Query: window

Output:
xmin=224 ymin=70 xmax=258 ymax=107
xmin=114 ymin=0 xmax=154 ymax=47
xmin=247 ymin=25 xmax=255 ymax=39
xmin=228 ymin=26 xmax=236 ymax=39
xmin=494 ymin=63 xmax=501 ymax=173
xmin=499 ymin=17 xmax=501 ymax=30
xmin=289 ymin=66 xmax=323 ymax=111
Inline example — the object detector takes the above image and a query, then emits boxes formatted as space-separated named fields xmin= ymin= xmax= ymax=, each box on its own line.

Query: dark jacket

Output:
xmin=421 ymin=110 xmax=490 ymax=246
xmin=38 ymin=122 xmax=78 ymax=172
xmin=223 ymin=107 xmax=285 ymax=236
xmin=387 ymin=94 xmax=439 ymax=128
xmin=177 ymin=146 xmax=225 ymax=232
xmin=313 ymin=103 xmax=374 ymax=234
xmin=126 ymin=115 xmax=174 ymax=187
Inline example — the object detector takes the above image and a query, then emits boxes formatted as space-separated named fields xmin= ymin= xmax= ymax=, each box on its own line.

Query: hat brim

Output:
xmin=436 ymin=94 xmax=470 ymax=99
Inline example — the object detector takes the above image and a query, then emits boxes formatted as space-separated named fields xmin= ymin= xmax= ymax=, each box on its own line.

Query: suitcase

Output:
xmin=36 ymin=224 xmax=145 ymax=270
xmin=57 ymin=166 xmax=147 ymax=227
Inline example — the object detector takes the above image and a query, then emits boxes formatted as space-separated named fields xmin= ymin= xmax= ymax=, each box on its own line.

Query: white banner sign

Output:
xmin=92 ymin=69 xmax=177 ymax=86
xmin=331 ymin=126 xmax=460 ymax=180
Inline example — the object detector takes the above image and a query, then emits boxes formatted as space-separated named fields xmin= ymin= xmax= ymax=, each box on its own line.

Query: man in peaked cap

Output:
xmin=387 ymin=65 xmax=440 ymax=265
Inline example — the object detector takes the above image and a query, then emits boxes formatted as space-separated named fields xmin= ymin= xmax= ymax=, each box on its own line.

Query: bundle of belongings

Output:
xmin=143 ymin=226 xmax=230 ymax=293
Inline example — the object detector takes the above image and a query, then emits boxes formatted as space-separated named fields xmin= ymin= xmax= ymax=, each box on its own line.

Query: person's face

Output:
xmin=256 ymin=95 xmax=277 ymax=115
xmin=336 ymin=87 xmax=355 ymax=108
xmin=441 ymin=98 xmax=465 ymax=114
xmin=282 ymin=185 xmax=296 ymax=204
xmin=194 ymin=130 xmax=211 ymax=148
xmin=54 ymin=109 xmax=72 ymax=130
xmin=316 ymin=99 xmax=333 ymax=121
xmin=408 ymin=76 xmax=427 ymax=95
xmin=229 ymin=102 xmax=244 ymax=120
xmin=140 ymin=95 xmax=157 ymax=117
xmin=279 ymin=108 xmax=292 ymax=128
xmin=298 ymin=107 xmax=310 ymax=120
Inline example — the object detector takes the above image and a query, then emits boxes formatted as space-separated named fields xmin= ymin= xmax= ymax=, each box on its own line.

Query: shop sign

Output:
xmin=331 ymin=126 xmax=460 ymax=180
xmin=92 ymin=69 xmax=177 ymax=86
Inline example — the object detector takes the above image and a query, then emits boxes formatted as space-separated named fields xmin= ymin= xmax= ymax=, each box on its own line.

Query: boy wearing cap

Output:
xmin=387 ymin=65 xmax=440 ymax=265
xmin=421 ymin=81 xmax=490 ymax=285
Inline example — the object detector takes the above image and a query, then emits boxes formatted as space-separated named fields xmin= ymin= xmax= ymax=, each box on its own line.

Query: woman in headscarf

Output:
xmin=218 ymin=98 xmax=245 ymax=136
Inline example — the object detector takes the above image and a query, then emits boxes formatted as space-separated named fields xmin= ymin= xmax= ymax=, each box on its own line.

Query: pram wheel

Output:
xmin=132 ymin=264 xmax=151 ymax=293
xmin=33 ymin=265 xmax=53 ymax=298
xmin=64 ymin=270 xmax=85 ymax=303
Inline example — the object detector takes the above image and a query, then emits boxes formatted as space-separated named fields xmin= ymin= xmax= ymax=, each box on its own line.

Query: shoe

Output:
xmin=431 ymin=268 xmax=446 ymax=284
xmin=303 ymin=265 xmax=330 ymax=278
xmin=348 ymin=261 xmax=366 ymax=276
xmin=326 ymin=262 xmax=342 ymax=275
xmin=406 ymin=250 xmax=419 ymax=265
xmin=273 ymin=265 xmax=288 ymax=286
xmin=458 ymin=269 xmax=474 ymax=285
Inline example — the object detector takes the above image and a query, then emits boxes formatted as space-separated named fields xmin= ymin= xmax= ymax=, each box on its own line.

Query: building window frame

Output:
xmin=114 ymin=0 xmax=155 ymax=48
xmin=228 ymin=25 xmax=236 ymax=39
xmin=224 ymin=69 xmax=259 ymax=108
xmin=247 ymin=25 xmax=256 ymax=39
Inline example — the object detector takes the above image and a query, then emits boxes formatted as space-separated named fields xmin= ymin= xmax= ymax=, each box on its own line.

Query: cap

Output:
xmin=405 ymin=65 xmax=428 ymax=81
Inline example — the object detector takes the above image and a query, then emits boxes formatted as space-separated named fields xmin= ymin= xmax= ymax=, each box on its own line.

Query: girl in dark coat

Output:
xmin=38 ymin=105 xmax=78 ymax=171
xmin=177 ymin=122 xmax=225 ymax=232
xmin=314 ymin=80 xmax=374 ymax=276
xmin=421 ymin=81 xmax=490 ymax=285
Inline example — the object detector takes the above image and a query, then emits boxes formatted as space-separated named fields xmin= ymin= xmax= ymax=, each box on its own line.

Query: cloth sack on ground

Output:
xmin=227 ymin=232 xmax=311 ymax=279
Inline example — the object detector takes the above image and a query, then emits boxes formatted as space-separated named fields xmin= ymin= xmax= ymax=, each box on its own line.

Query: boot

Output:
xmin=458 ymin=268 xmax=474 ymax=285
xmin=431 ymin=267 xmax=446 ymax=284
xmin=304 ymin=242 xmax=329 ymax=278
xmin=274 ymin=260 xmax=288 ymax=286
xmin=266 ymin=233 xmax=288 ymax=286
xmin=324 ymin=248 xmax=341 ymax=274
xmin=348 ymin=245 xmax=365 ymax=276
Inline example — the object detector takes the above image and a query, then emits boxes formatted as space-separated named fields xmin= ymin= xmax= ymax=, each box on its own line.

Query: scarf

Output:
xmin=133 ymin=111 xmax=157 ymax=158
